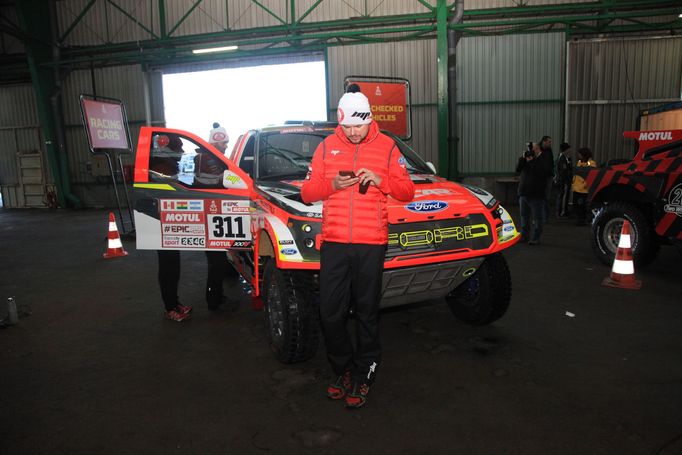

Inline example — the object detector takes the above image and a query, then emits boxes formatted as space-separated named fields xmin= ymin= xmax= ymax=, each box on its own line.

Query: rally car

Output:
xmin=579 ymin=129 xmax=682 ymax=266
xmin=133 ymin=122 xmax=520 ymax=364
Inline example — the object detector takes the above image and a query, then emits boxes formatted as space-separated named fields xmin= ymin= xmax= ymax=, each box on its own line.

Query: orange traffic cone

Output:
xmin=602 ymin=220 xmax=641 ymax=289
xmin=103 ymin=212 xmax=128 ymax=259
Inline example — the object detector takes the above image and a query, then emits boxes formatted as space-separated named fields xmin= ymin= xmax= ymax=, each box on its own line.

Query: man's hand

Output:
xmin=332 ymin=173 xmax=359 ymax=191
xmin=356 ymin=168 xmax=382 ymax=188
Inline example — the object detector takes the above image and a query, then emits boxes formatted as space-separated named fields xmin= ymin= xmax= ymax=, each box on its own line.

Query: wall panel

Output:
xmin=456 ymin=32 xmax=565 ymax=174
xmin=567 ymin=36 xmax=682 ymax=165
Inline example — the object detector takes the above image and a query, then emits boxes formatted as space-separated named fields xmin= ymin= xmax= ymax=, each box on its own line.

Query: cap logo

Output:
xmin=337 ymin=108 xmax=345 ymax=123
xmin=351 ymin=111 xmax=371 ymax=121
xmin=212 ymin=132 xmax=226 ymax=142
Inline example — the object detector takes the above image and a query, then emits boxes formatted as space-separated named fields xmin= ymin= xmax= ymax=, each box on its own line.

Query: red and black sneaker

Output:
xmin=176 ymin=303 xmax=193 ymax=314
xmin=326 ymin=371 xmax=352 ymax=400
xmin=164 ymin=309 xmax=191 ymax=322
xmin=345 ymin=382 xmax=370 ymax=408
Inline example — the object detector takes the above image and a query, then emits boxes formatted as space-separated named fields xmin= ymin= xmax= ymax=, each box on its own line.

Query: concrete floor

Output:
xmin=1 ymin=207 xmax=681 ymax=455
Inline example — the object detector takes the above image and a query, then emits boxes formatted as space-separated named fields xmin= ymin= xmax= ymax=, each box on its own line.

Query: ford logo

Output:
xmin=405 ymin=200 xmax=448 ymax=213
xmin=281 ymin=248 xmax=298 ymax=255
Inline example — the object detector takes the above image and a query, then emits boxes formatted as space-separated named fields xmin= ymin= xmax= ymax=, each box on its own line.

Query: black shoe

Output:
xmin=208 ymin=296 xmax=239 ymax=311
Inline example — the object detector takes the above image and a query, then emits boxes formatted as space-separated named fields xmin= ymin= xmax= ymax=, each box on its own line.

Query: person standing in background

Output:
xmin=538 ymin=136 xmax=555 ymax=223
xmin=554 ymin=142 xmax=573 ymax=218
xmin=516 ymin=142 xmax=552 ymax=245
xmin=208 ymin=122 xmax=229 ymax=153
xmin=572 ymin=147 xmax=597 ymax=226
xmin=198 ymin=123 xmax=238 ymax=311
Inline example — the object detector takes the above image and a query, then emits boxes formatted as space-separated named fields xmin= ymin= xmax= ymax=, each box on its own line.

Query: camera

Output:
xmin=523 ymin=142 xmax=534 ymax=158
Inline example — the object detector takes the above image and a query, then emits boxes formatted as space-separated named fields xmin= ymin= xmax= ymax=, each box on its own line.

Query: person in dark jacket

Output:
xmin=539 ymin=135 xmax=554 ymax=222
xmin=516 ymin=142 xmax=552 ymax=244
xmin=554 ymin=142 xmax=573 ymax=218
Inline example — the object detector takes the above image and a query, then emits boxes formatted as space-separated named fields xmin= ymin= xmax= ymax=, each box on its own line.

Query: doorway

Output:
xmin=162 ymin=60 xmax=327 ymax=152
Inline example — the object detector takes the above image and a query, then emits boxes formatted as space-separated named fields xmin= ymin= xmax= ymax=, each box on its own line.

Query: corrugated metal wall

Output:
xmin=567 ymin=36 xmax=682 ymax=165
xmin=58 ymin=65 xmax=164 ymax=207
xmin=0 ymin=84 xmax=44 ymax=207
xmin=0 ymin=5 xmax=24 ymax=54
xmin=55 ymin=0 xmax=435 ymax=45
xmin=457 ymin=32 xmax=565 ymax=175
xmin=2 ymin=1 xmax=680 ymax=207
xmin=54 ymin=0 xmax=605 ymax=46
xmin=328 ymin=40 xmax=438 ymax=164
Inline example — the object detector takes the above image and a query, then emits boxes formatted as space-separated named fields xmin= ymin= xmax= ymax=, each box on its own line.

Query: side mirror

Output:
xmin=426 ymin=162 xmax=437 ymax=174
xmin=222 ymin=169 xmax=249 ymax=189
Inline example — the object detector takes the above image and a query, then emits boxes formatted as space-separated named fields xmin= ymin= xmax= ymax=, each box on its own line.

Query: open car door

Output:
xmin=133 ymin=127 xmax=253 ymax=252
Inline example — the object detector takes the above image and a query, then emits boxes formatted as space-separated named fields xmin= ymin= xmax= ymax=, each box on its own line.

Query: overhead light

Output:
xmin=192 ymin=45 xmax=238 ymax=55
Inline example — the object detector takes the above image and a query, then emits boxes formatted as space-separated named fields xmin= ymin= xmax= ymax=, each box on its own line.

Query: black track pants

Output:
xmin=319 ymin=242 xmax=386 ymax=385
xmin=158 ymin=250 xmax=180 ymax=311
xmin=205 ymin=251 xmax=228 ymax=305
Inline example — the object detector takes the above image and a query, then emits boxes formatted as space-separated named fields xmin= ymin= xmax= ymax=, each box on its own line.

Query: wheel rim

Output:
xmin=452 ymin=275 xmax=481 ymax=307
xmin=266 ymin=280 xmax=285 ymax=345
xmin=602 ymin=217 xmax=625 ymax=254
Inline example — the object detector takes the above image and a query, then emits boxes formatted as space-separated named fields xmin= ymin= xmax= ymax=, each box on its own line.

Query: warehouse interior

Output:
xmin=1 ymin=1 xmax=682 ymax=454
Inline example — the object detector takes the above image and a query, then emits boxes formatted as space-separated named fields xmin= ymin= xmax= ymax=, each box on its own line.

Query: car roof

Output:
xmin=258 ymin=121 xmax=338 ymax=133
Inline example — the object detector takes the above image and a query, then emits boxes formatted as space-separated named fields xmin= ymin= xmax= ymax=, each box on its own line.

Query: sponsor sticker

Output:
xmin=157 ymin=198 xmax=251 ymax=250
xmin=280 ymin=248 xmax=298 ymax=255
xmin=664 ymin=183 xmax=682 ymax=216
xmin=405 ymin=200 xmax=448 ymax=213
xmin=279 ymin=240 xmax=294 ymax=245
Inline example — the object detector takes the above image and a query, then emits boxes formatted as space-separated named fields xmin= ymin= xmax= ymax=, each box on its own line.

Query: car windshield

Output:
xmin=256 ymin=128 xmax=434 ymax=181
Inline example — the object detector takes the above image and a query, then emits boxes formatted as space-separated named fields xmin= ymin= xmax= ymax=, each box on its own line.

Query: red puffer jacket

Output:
xmin=301 ymin=122 xmax=415 ymax=245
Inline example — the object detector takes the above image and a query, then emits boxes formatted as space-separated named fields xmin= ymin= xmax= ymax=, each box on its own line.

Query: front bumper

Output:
xmin=380 ymin=257 xmax=485 ymax=308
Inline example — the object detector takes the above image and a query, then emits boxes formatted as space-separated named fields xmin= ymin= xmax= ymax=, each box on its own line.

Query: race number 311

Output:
xmin=209 ymin=215 xmax=248 ymax=239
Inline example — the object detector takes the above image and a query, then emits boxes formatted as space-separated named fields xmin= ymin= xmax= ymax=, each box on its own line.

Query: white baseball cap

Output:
xmin=337 ymin=92 xmax=372 ymax=126
xmin=209 ymin=123 xmax=229 ymax=144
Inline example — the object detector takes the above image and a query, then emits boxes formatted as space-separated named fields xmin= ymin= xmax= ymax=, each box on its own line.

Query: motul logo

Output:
xmin=351 ymin=111 xmax=372 ymax=121
xmin=163 ymin=213 xmax=200 ymax=222
xmin=639 ymin=131 xmax=672 ymax=141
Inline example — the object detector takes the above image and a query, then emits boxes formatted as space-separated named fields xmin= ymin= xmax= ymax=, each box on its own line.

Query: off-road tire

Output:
xmin=591 ymin=201 xmax=659 ymax=267
xmin=446 ymin=253 xmax=512 ymax=326
xmin=262 ymin=260 xmax=319 ymax=364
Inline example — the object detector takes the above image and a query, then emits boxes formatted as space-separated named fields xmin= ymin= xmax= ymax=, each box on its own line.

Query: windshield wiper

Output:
xmin=258 ymin=172 xmax=308 ymax=181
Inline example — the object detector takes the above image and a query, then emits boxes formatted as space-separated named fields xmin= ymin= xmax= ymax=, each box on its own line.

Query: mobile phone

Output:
xmin=339 ymin=170 xmax=356 ymax=178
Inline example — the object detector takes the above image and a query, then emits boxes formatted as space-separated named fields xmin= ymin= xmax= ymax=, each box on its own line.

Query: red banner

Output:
xmin=354 ymin=81 xmax=409 ymax=138
xmin=82 ymin=99 xmax=129 ymax=149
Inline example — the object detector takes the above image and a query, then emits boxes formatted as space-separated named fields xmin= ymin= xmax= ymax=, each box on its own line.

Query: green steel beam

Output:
xmin=158 ymin=0 xmax=167 ymax=38
xmin=58 ymin=0 xmax=97 ymax=43
xmin=107 ymin=0 xmax=159 ymax=40
xmin=51 ymin=1 xmax=681 ymax=70
xmin=416 ymin=0 xmax=435 ymax=12
xmin=295 ymin=0 xmax=326 ymax=25
xmin=462 ymin=0 xmax=680 ymax=18
xmin=436 ymin=0 xmax=448 ymax=178
xmin=251 ymin=0 xmax=287 ymax=26
xmin=168 ymin=0 xmax=204 ymax=37
xmin=16 ymin=0 xmax=79 ymax=208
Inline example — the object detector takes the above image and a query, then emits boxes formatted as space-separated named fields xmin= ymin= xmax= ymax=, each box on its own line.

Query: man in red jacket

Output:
xmin=301 ymin=86 xmax=415 ymax=408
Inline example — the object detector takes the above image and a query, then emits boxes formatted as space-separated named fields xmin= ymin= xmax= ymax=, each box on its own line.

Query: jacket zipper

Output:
xmin=349 ymin=144 xmax=359 ymax=242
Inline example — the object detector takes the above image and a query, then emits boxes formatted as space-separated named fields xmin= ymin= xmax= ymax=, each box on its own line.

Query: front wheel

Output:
xmin=262 ymin=260 xmax=319 ymax=364
xmin=591 ymin=202 xmax=659 ymax=267
xmin=446 ymin=253 xmax=512 ymax=326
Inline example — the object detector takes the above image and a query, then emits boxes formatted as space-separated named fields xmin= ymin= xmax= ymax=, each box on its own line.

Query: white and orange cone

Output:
xmin=103 ymin=212 xmax=128 ymax=259
xmin=602 ymin=220 xmax=641 ymax=290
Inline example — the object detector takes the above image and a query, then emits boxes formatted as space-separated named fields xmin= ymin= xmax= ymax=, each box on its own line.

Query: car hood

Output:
xmin=257 ymin=173 xmax=496 ymax=222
